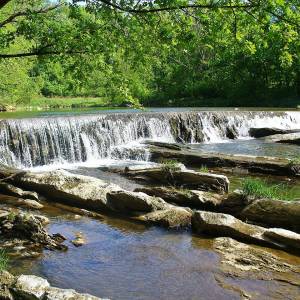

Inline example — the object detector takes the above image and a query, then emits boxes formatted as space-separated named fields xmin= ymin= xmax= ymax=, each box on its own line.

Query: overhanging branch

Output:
xmin=97 ymin=0 xmax=258 ymax=13
xmin=0 ymin=4 xmax=62 ymax=28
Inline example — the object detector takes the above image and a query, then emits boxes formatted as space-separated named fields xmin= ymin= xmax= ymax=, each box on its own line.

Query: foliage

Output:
xmin=0 ymin=1 xmax=299 ymax=108
xmin=160 ymin=159 xmax=181 ymax=173
xmin=0 ymin=249 xmax=8 ymax=271
xmin=199 ymin=165 xmax=209 ymax=173
xmin=241 ymin=178 xmax=294 ymax=201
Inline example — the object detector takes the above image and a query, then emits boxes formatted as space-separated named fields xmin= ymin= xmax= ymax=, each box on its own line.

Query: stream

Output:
xmin=1 ymin=108 xmax=300 ymax=299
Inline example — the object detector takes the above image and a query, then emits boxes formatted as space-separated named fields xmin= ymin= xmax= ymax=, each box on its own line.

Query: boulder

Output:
xmin=142 ymin=140 xmax=190 ymax=150
xmin=249 ymin=127 xmax=300 ymax=138
xmin=134 ymin=187 xmax=223 ymax=209
xmin=126 ymin=168 xmax=229 ymax=193
xmin=44 ymin=287 xmax=102 ymax=300
xmin=9 ymin=170 xmax=122 ymax=212
xmin=240 ymin=199 xmax=300 ymax=232
xmin=1 ymin=272 xmax=105 ymax=300
xmin=0 ymin=182 xmax=39 ymax=200
xmin=192 ymin=211 xmax=300 ymax=250
xmin=265 ymin=132 xmax=300 ymax=145
xmin=137 ymin=206 xmax=192 ymax=228
xmin=0 ymin=210 xmax=66 ymax=251
xmin=106 ymin=190 xmax=169 ymax=213
xmin=13 ymin=275 xmax=50 ymax=300
xmin=264 ymin=228 xmax=300 ymax=250
xmin=0 ymin=195 xmax=43 ymax=210
xmin=219 ymin=190 xmax=250 ymax=215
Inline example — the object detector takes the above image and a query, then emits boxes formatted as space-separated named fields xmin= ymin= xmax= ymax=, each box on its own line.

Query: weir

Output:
xmin=0 ymin=111 xmax=299 ymax=168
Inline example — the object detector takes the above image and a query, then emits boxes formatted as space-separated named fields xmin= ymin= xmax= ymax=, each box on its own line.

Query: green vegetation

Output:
xmin=199 ymin=166 xmax=209 ymax=173
xmin=241 ymin=178 xmax=295 ymax=201
xmin=288 ymin=156 xmax=300 ymax=166
xmin=0 ymin=249 xmax=8 ymax=271
xmin=161 ymin=159 xmax=181 ymax=173
xmin=0 ymin=1 xmax=299 ymax=109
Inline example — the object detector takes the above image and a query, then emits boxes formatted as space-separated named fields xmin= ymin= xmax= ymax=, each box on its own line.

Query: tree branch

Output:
xmin=0 ymin=0 xmax=11 ymax=10
xmin=0 ymin=4 xmax=62 ymax=28
xmin=97 ymin=0 xmax=258 ymax=13
xmin=0 ymin=50 xmax=88 ymax=58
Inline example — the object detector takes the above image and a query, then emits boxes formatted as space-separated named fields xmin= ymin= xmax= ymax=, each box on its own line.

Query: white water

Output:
xmin=0 ymin=111 xmax=299 ymax=170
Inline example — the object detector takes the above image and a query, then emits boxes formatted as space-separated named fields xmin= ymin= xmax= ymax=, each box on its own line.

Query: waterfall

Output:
xmin=0 ymin=111 xmax=299 ymax=169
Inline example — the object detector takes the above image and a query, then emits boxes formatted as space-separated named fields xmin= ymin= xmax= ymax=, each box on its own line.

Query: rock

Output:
xmin=10 ymin=274 xmax=105 ymax=300
xmin=142 ymin=140 xmax=190 ymax=150
xmin=13 ymin=275 xmax=50 ymax=300
xmin=0 ymin=182 xmax=39 ymax=201
xmin=127 ymin=168 xmax=229 ymax=193
xmin=148 ymin=146 xmax=299 ymax=177
xmin=20 ymin=199 xmax=43 ymax=210
xmin=240 ymin=199 xmax=300 ymax=232
xmin=44 ymin=287 xmax=102 ymax=300
xmin=134 ymin=187 xmax=223 ymax=209
xmin=0 ymin=195 xmax=43 ymax=210
xmin=265 ymin=132 xmax=300 ymax=145
xmin=192 ymin=211 xmax=300 ymax=250
xmin=213 ymin=237 xmax=300 ymax=276
xmin=8 ymin=170 xmax=122 ymax=212
xmin=137 ymin=206 xmax=192 ymax=228
xmin=264 ymin=228 xmax=300 ymax=249
xmin=106 ymin=190 xmax=169 ymax=213
xmin=0 ymin=211 xmax=66 ymax=251
xmin=249 ymin=127 xmax=300 ymax=138
xmin=219 ymin=190 xmax=251 ymax=215
xmin=71 ymin=232 xmax=86 ymax=247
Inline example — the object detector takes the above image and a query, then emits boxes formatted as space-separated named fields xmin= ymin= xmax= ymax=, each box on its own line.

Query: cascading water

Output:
xmin=0 ymin=111 xmax=299 ymax=169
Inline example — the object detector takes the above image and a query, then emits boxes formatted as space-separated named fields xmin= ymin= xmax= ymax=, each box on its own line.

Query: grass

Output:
xmin=18 ymin=96 xmax=111 ymax=109
xmin=199 ymin=165 xmax=209 ymax=173
xmin=288 ymin=156 xmax=300 ymax=166
xmin=160 ymin=159 xmax=181 ymax=173
xmin=0 ymin=249 xmax=8 ymax=271
xmin=241 ymin=178 xmax=295 ymax=201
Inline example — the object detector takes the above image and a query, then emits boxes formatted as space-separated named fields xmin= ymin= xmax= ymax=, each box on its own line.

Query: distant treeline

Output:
xmin=0 ymin=1 xmax=299 ymax=108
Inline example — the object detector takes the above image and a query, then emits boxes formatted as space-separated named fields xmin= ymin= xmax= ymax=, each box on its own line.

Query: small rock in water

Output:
xmin=71 ymin=232 xmax=86 ymax=247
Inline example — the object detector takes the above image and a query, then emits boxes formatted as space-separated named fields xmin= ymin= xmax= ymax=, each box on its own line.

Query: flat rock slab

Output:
xmin=3 ymin=272 xmax=106 ymax=300
xmin=8 ymin=169 xmax=122 ymax=212
xmin=135 ymin=187 xmax=223 ymax=209
xmin=240 ymin=199 xmax=300 ymax=232
xmin=192 ymin=211 xmax=300 ymax=250
xmin=106 ymin=190 xmax=169 ymax=213
xmin=249 ymin=127 xmax=300 ymax=138
xmin=126 ymin=168 xmax=229 ymax=193
xmin=147 ymin=146 xmax=300 ymax=177
xmin=137 ymin=206 xmax=192 ymax=228
xmin=264 ymin=132 xmax=300 ymax=145
xmin=213 ymin=237 xmax=300 ymax=293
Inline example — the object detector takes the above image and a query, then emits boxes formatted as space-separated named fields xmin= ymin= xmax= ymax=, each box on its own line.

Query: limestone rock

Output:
xmin=106 ymin=190 xmax=169 ymax=213
xmin=240 ymin=199 xmax=300 ymax=232
xmin=13 ymin=275 xmax=50 ymax=300
xmin=0 ymin=182 xmax=39 ymax=201
xmin=137 ymin=206 xmax=192 ymax=228
xmin=249 ymin=127 xmax=300 ymax=138
xmin=192 ymin=211 xmax=300 ymax=250
xmin=44 ymin=287 xmax=102 ymax=300
xmin=135 ymin=187 xmax=222 ymax=209
xmin=265 ymin=132 xmax=300 ymax=145
xmin=11 ymin=170 xmax=122 ymax=212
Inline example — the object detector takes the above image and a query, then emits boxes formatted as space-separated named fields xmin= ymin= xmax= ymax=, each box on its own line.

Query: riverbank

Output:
xmin=1 ymin=96 xmax=299 ymax=112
